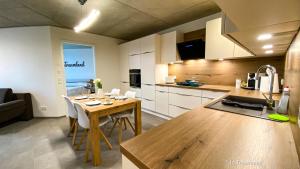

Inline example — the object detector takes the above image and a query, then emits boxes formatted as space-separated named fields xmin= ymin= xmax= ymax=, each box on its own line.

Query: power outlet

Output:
xmin=40 ymin=106 xmax=47 ymax=112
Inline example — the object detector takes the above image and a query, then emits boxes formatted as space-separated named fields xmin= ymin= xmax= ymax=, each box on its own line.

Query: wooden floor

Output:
xmin=0 ymin=112 xmax=166 ymax=169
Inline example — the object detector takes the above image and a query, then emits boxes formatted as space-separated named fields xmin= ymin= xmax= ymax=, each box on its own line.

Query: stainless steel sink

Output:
xmin=205 ymin=95 xmax=277 ymax=121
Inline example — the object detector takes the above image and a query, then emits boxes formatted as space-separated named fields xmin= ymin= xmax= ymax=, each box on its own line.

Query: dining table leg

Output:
xmin=89 ymin=113 xmax=102 ymax=166
xmin=134 ymin=100 xmax=142 ymax=136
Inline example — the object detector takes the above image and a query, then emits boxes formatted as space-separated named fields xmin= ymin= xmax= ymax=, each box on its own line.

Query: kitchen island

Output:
xmin=120 ymin=86 xmax=299 ymax=169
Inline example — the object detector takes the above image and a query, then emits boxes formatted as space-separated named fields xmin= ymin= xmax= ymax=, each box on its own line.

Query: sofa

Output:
xmin=0 ymin=88 xmax=33 ymax=126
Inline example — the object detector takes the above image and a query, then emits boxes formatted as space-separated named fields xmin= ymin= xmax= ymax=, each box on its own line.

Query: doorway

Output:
xmin=62 ymin=42 xmax=96 ymax=96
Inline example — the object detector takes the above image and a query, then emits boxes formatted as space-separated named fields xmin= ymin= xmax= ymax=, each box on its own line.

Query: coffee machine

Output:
xmin=247 ymin=73 xmax=257 ymax=88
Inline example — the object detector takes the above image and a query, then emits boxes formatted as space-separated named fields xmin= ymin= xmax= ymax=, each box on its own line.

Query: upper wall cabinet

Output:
xmin=161 ymin=31 xmax=183 ymax=64
xmin=205 ymin=18 xmax=235 ymax=60
xmin=128 ymin=39 xmax=140 ymax=56
xmin=205 ymin=18 xmax=253 ymax=60
xmin=140 ymin=34 xmax=160 ymax=54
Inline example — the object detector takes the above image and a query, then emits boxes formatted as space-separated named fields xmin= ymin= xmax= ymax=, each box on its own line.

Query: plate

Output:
xmin=102 ymin=101 xmax=113 ymax=105
xmin=115 ymin=96 xmax=127 ymax=100
xmin=75 ymin=96 xmax=88 ymax=100
xmin=84 ymin=101 xmax=101 ymax=106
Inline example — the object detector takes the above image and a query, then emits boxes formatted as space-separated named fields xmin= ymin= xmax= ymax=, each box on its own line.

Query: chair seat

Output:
xmin=112 ymin=110 xmax=132 ymax=119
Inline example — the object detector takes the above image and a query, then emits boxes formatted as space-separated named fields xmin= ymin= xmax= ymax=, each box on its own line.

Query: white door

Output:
xmin=119 ymin=43 xmax=129 ymax=82
xmin=140 ymin=52 xmax=155 ymax=84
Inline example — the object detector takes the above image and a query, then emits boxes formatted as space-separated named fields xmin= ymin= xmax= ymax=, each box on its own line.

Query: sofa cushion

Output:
xmin=0 ymin=88 xmax=15 ymax=104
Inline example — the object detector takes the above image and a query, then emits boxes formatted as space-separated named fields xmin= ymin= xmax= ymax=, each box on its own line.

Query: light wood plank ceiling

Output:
xmin=0 ymin=0 xmax=220 ymax=40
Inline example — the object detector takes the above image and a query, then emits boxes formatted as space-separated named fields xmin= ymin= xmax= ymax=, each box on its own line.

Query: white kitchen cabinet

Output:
xmin=120 ymin=81 xmax=130 ymax=94
xmin=141 ymin=84 xmax=155 ymax=100
xmin=169 ymin=93 xmax=202 ymax=110
xmin=161 ymin=31 xmax=183 ymax=64
xmin=169 ymin=105 xmax=190 ymax=118
xmin=128 ymin=39 xmax=140 ymax=56
xmin=142 ymin=99 xmax=155 ymax=111
xmin=129 ymin=54 xmax=141 ymax=69
xmin=140 ymin=34 xmax=160 ymax=53
xmin=155 ymin=90 xmax=169 ymax=116
xmin=119 ymin=43 xmax=130 ymax=82
xmin=205 ymin=18 xmax=235 ymax=60
xmin=130 ymin=87 xmax=141 ymax=99
xmin=233 ymin=44 xmax=253 ymax=58
xmin=169 ymin=87 xmax=202 ymax=97
xmin=140 ymin=52 xmax=156 ymax=84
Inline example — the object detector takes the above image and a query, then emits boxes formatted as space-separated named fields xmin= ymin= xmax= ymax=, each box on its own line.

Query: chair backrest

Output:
xmin=111 ymin=88 xmax=120 ymax=96
xmin=73 ymin=102 xmax=90 ymax=129
xmin=125 ymin=91 xmax=136 ymax=98
xmin=63 ymin=96 xmax=78 ymax=118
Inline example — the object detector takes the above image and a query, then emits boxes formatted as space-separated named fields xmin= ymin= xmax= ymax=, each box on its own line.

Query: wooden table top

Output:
xmin=72 ymin=96 xmax=139 ymax=113
xmin=120 ymin=90 xmax=298 ymax=169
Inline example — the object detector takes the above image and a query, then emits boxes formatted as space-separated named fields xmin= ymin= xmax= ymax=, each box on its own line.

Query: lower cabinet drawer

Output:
xmin=155 ymin=91 xmax=169 ymax=116
xmin=141 ymin=84 xmax=155 ymax=100
xmin=142 ymin=99 xmax=155 ymax=111
xmin=169 ymin=93 xmax=202 ymax=109
xmin=169 ymin=105 xmax=190 ymax=118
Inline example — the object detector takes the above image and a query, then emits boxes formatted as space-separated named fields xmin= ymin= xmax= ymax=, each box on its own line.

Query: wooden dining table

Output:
xmin=70 ymin=96 xmax=142 ymax=166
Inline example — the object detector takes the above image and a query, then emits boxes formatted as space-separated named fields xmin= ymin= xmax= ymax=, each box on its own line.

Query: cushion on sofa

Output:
xmin=0 ymin=88 xmax=15 ymax=104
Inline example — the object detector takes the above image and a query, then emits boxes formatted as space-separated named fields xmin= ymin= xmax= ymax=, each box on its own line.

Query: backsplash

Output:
xmin=284 ymin=31 xmax=300 ymax=159
xmin=168 ymin=56 xmax=285 ymax=86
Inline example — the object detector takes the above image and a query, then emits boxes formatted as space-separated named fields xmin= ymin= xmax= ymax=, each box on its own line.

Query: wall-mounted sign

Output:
xmin=64 ymin=61 xmax=85 ymax=67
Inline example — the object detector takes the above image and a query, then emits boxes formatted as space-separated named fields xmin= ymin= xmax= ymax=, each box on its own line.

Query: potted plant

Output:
xmin=94 ymin=78 xmax=103 ymax=97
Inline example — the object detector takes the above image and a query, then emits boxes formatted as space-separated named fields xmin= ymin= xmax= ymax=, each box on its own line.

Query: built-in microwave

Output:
xmin=129 ymin=69 xmax=141 ymax=88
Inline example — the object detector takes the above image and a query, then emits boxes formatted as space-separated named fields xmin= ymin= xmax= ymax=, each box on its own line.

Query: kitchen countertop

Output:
xmin=156 ymin=83 xmax=281 ymax=101
xmin=120 ymin=85 xmax=298 ymax=169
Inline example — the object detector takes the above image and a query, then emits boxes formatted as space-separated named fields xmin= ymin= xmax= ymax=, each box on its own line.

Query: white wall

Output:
xmin=50 ymin=27 xmax=123 ymax=117
xmin=0 ymin=26 xmax=123 ymax=117
xmin=0 ymin=26 xmax=58 ymax=117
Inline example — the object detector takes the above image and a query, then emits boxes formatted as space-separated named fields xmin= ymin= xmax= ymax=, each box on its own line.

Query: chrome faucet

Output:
xmin=256 ymin=65 xmax=277 ymax=109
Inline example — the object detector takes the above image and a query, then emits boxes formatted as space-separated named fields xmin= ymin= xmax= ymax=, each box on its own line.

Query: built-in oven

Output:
xmin=129 ymin=69 xmax=141 ymax=88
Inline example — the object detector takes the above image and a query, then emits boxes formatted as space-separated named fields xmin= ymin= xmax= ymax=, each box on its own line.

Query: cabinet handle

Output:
xmin=143 ymin=98 xmax=153 ymax=101
xmin=173 ymin=93 xmax=193 ymax=97
xmin=157 ymin=91 xmax=167 ymax=93
xmin=143 ymin=84 xmax=154 ymax=86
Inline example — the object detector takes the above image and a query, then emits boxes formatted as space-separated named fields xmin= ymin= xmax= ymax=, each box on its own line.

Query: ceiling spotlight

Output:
xmin=265 ymin=50 xmax=274 ymax=54
xmin=262 ymin=44 xmax=273 ymax=49
xmin=78 ymin=0 xmax=87 ymax=5
xmin=218 ymin=58 xmax=224 ymax=61
xmin=74 ymin=9 xmax=100 ymax=33
xmin=257 ymin=34 xmax=272 ymax=41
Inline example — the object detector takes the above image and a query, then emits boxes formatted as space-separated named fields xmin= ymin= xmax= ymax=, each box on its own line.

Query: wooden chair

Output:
xmin=63 ymin=96 xmax=79 ymax=146
xmin=109 ymin=91 xmax=136 ymax=143
xmin=73 ymin=102 xmax=112 ymax=162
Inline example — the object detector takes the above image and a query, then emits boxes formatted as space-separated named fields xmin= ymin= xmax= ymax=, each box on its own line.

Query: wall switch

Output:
xmin=40 ymin=106 xmax=47 ymax=112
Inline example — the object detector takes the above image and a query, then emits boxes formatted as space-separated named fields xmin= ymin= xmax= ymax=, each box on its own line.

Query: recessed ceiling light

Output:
xmin=257 ymin=34 xmax=272 ymax=41
xmin=74 ymin=9 xmax=100 ymax=33
xmin=265 ymin=50 xmax=274 ymax=54
xmin=262 ymin=44 xmax=273 ymax=49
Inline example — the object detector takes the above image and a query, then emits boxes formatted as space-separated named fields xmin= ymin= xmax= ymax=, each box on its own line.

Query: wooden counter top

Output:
xmin=156 ymin=83 xmax=281 ymax=101
xmin=120 ymin=87 xmax=298 ymax=169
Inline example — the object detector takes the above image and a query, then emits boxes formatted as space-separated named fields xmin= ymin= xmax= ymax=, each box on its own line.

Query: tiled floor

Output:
xmin=0 ymin=112 xmax=166 ymax=169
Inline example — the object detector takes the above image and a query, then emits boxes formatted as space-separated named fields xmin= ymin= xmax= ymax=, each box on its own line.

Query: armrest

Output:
xmin=14 ymin=93 xmax=33 ymax=120
xmin=0 ymin=100 xmax=25 ymax=112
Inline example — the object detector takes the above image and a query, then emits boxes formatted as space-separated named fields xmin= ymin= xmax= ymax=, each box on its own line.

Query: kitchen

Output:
xmin=0 ymin=0 xmax=299 ymax=169
xmin=117 ymin=2 xmax=300 ymax=169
